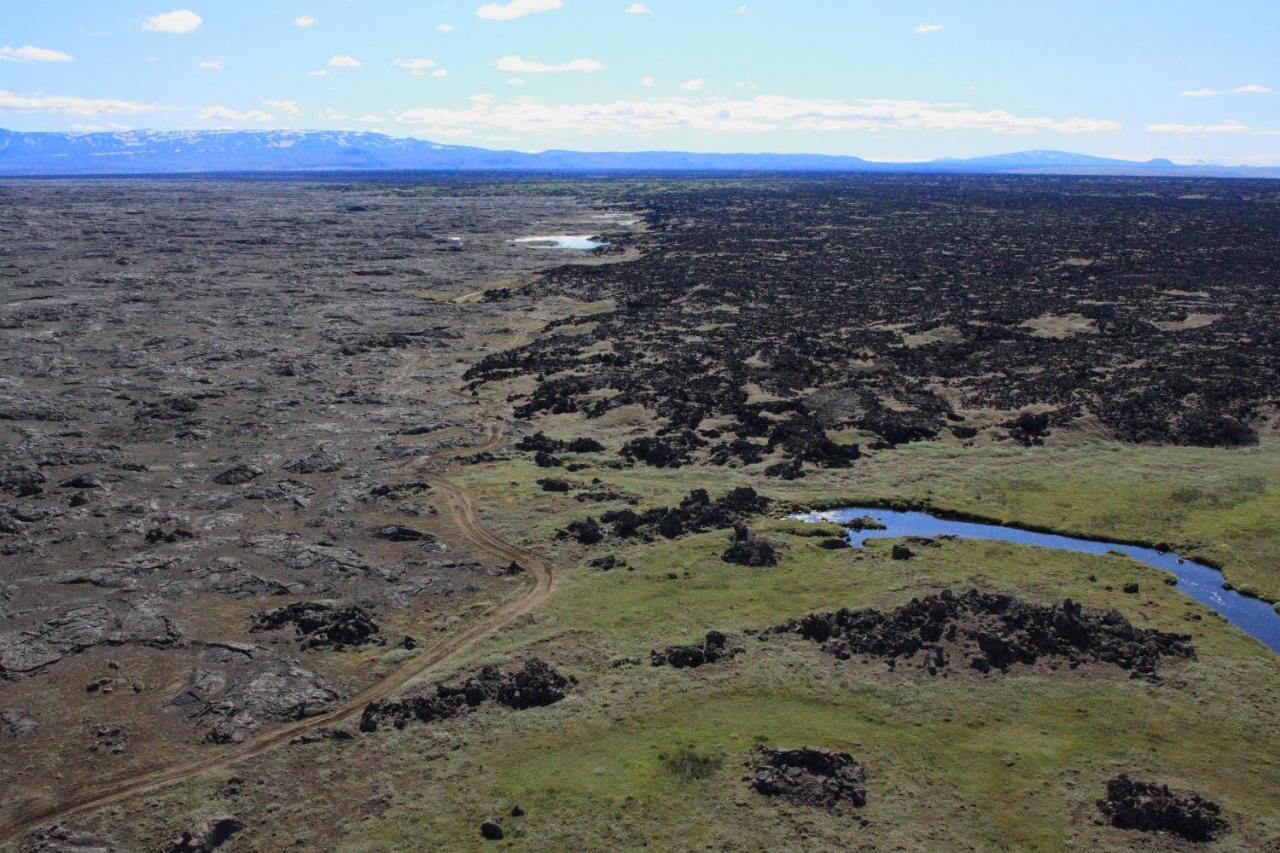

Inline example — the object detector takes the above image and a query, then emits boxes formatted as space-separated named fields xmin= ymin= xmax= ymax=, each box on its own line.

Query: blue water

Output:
xmin=796 ymin=506 xmax=1279 ymax=654
xmin=510 ymin=234 xmax=608 ymax=250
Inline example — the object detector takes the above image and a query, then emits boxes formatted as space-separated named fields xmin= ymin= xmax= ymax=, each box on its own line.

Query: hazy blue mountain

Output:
xmin=1 ymin=128 xmax=1276 ymax=178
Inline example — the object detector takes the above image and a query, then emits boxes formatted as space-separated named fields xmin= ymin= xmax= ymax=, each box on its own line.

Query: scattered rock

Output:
xmin=2 ymin=707 xmax=39 ymax=737
xmin=212 ymin=464 xmax=263 ymax=486
xmin=563 ymin=517 xmax=603 ymax=545
xmin=844 ymin=515 xmax=886 ymax=532
xmin=24 ymin=824 xmax=122 ymax=853
xmin=537 ymin=477 xmax=571 ymax=492
xmin=372 ymin=524 xmax=436 ymax=543
xmin=283 ymin=447 xmax=345 ymax=474
xmin=163 ymin=816 xmax=245 ymax=852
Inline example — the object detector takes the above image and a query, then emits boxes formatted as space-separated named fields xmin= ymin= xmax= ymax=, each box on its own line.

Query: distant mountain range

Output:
xmin=1 ymin=128 xmax=1276 ymax=178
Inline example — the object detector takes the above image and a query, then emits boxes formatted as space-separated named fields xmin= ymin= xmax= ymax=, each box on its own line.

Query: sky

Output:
xmin=1 ymin=1 xmax=1278 ymax=163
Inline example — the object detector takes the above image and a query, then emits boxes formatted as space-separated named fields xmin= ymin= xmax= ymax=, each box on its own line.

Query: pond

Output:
xmin=795 ymin=505 xmax=1280 ymax=653
xmin=509 ymin=234 xmax=608 ymax=250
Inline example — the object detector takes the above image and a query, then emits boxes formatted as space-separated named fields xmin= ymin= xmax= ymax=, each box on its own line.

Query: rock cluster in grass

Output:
xmin=721 ymin=524 xmax=778 ymax=567
xmin=359 ymin=658 xmax=571 ymax=732
xmin=650 ymin=630 xmax=742 ymax=668
xmin=750 ymin=746 xmax=868 ymax=811
xmin=560 ymin=487 xmax=770 ymax=545
xmin=1097 ymin=775 xmax=1227 ymax=841
xmin=773 ymin=589 xmax=1194 ymax=678
xmin=514 ymin=432 xmax=606 ymax=454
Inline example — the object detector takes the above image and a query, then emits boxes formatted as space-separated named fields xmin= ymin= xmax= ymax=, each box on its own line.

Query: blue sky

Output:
xmin=2 ymin=1 xmax=1278 ymax=163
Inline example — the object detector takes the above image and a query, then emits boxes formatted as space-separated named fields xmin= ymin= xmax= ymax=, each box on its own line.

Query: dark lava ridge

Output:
xmin=772 ymin=589 xmax=1194 ymax=678
xmin=250 ymin=602 xmax=382 ymax=650
xmin=359 ymin=658 xmax=571 ymax=732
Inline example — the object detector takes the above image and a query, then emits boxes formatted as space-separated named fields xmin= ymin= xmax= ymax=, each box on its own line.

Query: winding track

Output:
xmin=0 ymin=423 xmax=556 ymax=847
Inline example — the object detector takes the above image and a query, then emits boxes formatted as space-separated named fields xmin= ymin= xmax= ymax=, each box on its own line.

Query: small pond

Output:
xmin=509 ymin=234 xmax=608 ymax=250
xmin=795 ymin=506 xmax=1279 ymax=653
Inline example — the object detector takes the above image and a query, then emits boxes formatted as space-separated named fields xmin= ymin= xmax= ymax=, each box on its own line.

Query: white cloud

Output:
xmin=626 ymin=3 xmax=651 ymax=13
xmin=328 ymin=55 xmax=361 ymax=68
xmin=395 ymin=57 xmax=438 ymax=76
xmin=0 ymin=45 xmax=74 ymax=63
xmin=142 ymin=10 xmax=203 ymax=33
xmin=197 ymin=105 xmax=275 ymax=122
xmin=736 ymin=5 xmax=748 ymax=14
xmin=476 ymin=0 xmax=562 ymax=22
xmin=358 ymin=113 xmax=383 ymax=122
xmin=915 ymin=23 xmax=943 ymax=34
xmin=1232 ymin=84 xmax=1274 ymax=94
xmin=1178 ymin=88 xmax=1218 ymax=97
xmin=0 ymin=89 xmax=159 ymax=116
xmin=396 ymin=94 xmax=1122 ymax=137
xmin=509 ymin=77 xmax=526 ymax=85
xmin=432 ymin=69 xmax=449 ymax=78
xmin=307 ymin=69 xmax=329 ymax=77
xmin=262 ymin=98 xmax=301 ymax=117
xmin=641 ymin=75 xmax=655 ymax=87
xmin=1147 ymin=120 xmax=1251 ymax=135
xmin=437 ymin=23 xmax=455 ymax=32
xmin=198 ymin=59 xmax=222 ymax=70
xmin=294 ymin=15 xmax=316 ymax=27
xmin=493 ymin=55 xmax=605 ymax=73
xmin=680 ymin=78 xmax=704 ymax=91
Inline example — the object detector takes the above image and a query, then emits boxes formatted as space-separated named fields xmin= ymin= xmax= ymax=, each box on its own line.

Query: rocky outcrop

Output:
xmin=750 ymin=747 xmax=868 ymax=811
xmin=0 ymin=599 xmax=181 ymax=679
xmin=162 ymin=816 xmax=245 ymax=852
xmin=250 ymin=602 xmax=380 ymax=649
xmin=169 ymin=643 xmax=341 ymax=743
xmin=1097 ymin=775 xmax=1227 ymax=840
xmin=722 ymin=525 xmax=778 ymax=567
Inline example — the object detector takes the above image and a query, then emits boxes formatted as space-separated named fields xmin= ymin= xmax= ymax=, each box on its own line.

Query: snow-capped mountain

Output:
xmin=0 ymin=129 xmax=1275 ymax=177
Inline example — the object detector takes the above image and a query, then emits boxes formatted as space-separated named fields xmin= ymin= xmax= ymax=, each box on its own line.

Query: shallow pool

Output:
xmin=795 ymin=506 xmax=1279 ymax=653
xmin=509 ymin=234 xmax=608 ymax=250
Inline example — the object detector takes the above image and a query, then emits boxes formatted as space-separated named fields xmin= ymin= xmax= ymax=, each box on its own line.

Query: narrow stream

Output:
xmin=796 ymin=506 xmax=1280 ymax=653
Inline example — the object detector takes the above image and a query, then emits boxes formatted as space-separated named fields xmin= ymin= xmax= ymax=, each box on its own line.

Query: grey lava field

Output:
xmin=1 ymin=174 xmax=1278 ymax=851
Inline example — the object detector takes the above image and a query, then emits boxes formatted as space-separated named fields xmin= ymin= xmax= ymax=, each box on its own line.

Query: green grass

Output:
xmin=68 ymin=432 xmax=1280 ymax=851
xmin=324 ymin=442 xmax=1280 ymax=850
